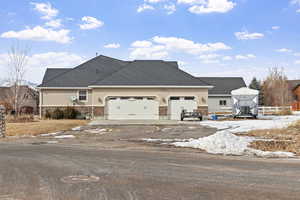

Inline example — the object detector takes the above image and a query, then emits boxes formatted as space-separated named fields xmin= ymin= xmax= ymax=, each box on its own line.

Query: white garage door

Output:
xmin=169 ymin=97 xmax=197 ymax=120
xmin=107 ymin=97 xmax=159 ymax=120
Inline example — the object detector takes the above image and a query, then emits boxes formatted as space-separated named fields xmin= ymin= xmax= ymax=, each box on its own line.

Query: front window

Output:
xmin=78 ymin=90 xmax=87 ymax=101
xmin=219 ymin=100 xmax=227 ymax=106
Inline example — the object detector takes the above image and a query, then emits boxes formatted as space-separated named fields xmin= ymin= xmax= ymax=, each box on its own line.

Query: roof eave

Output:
xmin=88 ymin=85 xmax=214 ymax=89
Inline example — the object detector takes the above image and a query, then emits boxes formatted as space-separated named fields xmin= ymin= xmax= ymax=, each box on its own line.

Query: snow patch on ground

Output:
xmin=173 ymin=131 xmax=295 ymax=158
xmin=85 ymin=128 xmax=108 ymax=134
xmin=200 ymin=115 xmax=300 ymax=134
xmin=141 ymin=116 xmax=300 ymax=158
xmin=174 ymin=131 xmax=253 ymax=155
xmin=72 ymin=126 xmax=82 ymax=131
xmin=54 ymin=135 xmax=75 ymax=139
xmin=46 ymin=141 xmax=59 ymax=144
xmin=171 ymin=116 xmax=300 ymax=157
xmin=140 ymin=138 xmax=191 ymax=143
xmin=40 ymin=132 xmax=61 ymax=137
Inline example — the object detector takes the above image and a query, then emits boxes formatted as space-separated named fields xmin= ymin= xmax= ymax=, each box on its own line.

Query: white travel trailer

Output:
xmin=231 ymin=87 xmax=259 ymax=118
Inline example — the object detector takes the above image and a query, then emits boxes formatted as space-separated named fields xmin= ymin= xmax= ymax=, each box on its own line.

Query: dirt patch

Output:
xmin=245 ymin=120 xmax=300 ymax=155
xmin=6 ymin=120 xmax=89 ymax=136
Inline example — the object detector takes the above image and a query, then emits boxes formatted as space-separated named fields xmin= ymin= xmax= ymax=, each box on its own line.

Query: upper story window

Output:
xmin=219 ymin=100 xmax=227 ymax=106
xmin=78 ymin=90 xmax=87 ymax=101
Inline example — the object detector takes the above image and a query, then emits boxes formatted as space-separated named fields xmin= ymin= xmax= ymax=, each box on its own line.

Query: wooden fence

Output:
xmin=0 ymin=106 xmax=5 ymax=137
xmin=292 ymin=102 xmax=300 ymax=111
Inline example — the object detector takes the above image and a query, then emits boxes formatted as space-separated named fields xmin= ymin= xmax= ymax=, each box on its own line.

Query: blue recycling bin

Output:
xmin=211 ymin=115 xmax=218 ymax=120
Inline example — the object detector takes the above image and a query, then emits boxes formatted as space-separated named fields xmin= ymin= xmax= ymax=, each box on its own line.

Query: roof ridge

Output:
xmin=40 ymin=55 xmax=126 ymax=86
xmin=173 ymin=67 xmax=212 ymax=86
xmin=93 ymin=60 xmax=209 ymax=86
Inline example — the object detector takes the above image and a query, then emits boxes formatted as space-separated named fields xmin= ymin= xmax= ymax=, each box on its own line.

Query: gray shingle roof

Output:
xmin=39 ymin=55 xmax=128 ymax=87
xmin=93 ymin=60 xmax=210 ymax=86
xmin=288 ymin=80 xmax=300 ymax=91
xmin=42 ymin=68 xmax=71 ymax=84
xmin=198 ymin=77 xmax=246 ymax=95
xmin=40 ymin=56 xmax=210 ymax=87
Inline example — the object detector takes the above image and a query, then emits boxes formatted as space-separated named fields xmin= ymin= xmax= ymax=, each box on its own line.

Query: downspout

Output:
xmin=39 ymin=89 xmax=42 ymax=119
xmin=91 ymin=89 xmax=94 ymax=119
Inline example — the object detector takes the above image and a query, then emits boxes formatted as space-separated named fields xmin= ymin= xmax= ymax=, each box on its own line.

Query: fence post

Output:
xmin=0 ymin=106 xmax=5 ymax=138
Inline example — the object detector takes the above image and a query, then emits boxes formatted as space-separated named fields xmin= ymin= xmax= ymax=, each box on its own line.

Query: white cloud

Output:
xmin=188 ymin=0 xmax=236 ymax=14
xmin=295 ymin=60 xmax=300 ymax=65
xmin=104 ymin=43 xmax=121 ymax=49
xmin=290 ymin=0 xmax=300 ymax=12
xmin=235 ymin=54 xmax=256 ymax=60
xmin=45 ymin=19 xmax=62 ymax=28
xmin=79 ymin=16 xmax=104 ymax=30
xmin=291 ymin=0 xmax=300 ymax=5
xmin=222 ymin=56 xmax=232 ymax=61
xmin=293 ymin=52 xmax=300 ymax=56
xmin=31 ymin=2 xmax=58 ymax=20
xmin=199 ymin=54 xmax=220 ymax=60
xmin=137 ymin=4 xmax=155 ymax=13
xmin=201 ymin=59 xmax=220 ymax=64
xmin=164 ymin=4 xmax=176 ymax=14
xmin=129 ymin=36 xmax=231 ymax=59
xmin=0 ymin=52 xmax=85 ymax=83
xmin=132 ymin=40 xmax=153 ymax=47
xmin=152 ymin=36 xmax=231 ymax=54
xmin=271 ymin=26 xmax=280 ymax=30
xmin=130 ymin=44 xmax=169 ymax=59
xmin=1 ymin=26 xmax=72 ymax=44
xmin=177 ymin=0 xmax=206 ymax=5
xmin=276 ymin=48 xmax=292 ymax=53
xmin=145 ymin=0 xmax=167 ymax=3
xmin=235 ymin=31 xmax=264 ymax=40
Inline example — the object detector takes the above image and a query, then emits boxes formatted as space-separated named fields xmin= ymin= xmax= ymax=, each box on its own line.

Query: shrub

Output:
xmin=63 ymin=107 xmax=78 ymax=119
xmin=45 ymin=110 xmax=52 ymax=119
xmin=6 ymin=114 xmax=34 ymax=123
xmin=52 ymin=108 xmax=64 ymax=119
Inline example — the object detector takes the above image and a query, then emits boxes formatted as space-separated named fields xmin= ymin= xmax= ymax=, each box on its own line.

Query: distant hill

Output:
xmin=0 ymin=80 xmax=38 ymax=90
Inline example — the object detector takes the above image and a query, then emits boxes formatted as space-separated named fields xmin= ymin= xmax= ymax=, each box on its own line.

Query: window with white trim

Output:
xmin=78 ymin=90 xmax=87 ymax=101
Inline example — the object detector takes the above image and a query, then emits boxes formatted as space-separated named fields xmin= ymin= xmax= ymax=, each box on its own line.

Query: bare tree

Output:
xmin=262 ymin=67 xmax=292 ymax=106
xmin=6 ymin=44 xmax=30 ymax=116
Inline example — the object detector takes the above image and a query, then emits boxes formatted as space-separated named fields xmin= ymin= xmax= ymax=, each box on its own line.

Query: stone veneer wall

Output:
xmin=0 ymin=106 xmax=5 ymax=138
xmin=197 ymin=106 xmax=208 ymax=116
xmin=159 ymin=106 xmax=168 ymax=120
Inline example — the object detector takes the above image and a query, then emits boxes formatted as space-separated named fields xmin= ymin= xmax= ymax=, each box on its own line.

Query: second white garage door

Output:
xmin=107 ymin=97 xmax=159 ymax=120
xmin=169 ymin=97 xmax=198 ymax=120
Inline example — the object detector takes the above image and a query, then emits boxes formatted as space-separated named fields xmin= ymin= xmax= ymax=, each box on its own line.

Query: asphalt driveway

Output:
xmin=0 ymin=144 xmax=300 ymax=200
xmin=1 ymin=123 xmax=300 ymax=199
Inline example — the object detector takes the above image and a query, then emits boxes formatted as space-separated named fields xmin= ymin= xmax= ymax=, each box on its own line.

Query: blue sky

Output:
xmin=0 ymin=0 xmax=300 ymax=84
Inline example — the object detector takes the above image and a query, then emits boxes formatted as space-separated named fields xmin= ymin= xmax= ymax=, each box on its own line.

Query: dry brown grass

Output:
xmin=6 ymin=114 xmax=35 ymax=123
xmin=246 ymin=120 xmax=300 ymax=155
xmin=6 ymin=120 xmax=89 ymax=136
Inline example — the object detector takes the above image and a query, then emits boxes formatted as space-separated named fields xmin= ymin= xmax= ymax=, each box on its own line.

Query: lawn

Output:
xmin=247 ymin=120 xmax=300 ymax=155
xmin=6 ymin=120 xmax=89 ymax=136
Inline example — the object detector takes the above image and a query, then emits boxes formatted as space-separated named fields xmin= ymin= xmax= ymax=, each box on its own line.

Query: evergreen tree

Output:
xmin=249 ymin=77 xmax=264 ymax=105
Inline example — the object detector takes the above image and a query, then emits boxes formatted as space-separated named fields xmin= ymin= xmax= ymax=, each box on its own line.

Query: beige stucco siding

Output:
xmin=40 ymin=88 xmax=208 ymax=107
xmin=92 ymin=88 xmax=208 ymax=106
xmin=41 ymin=89 xmax=92 ymax=106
